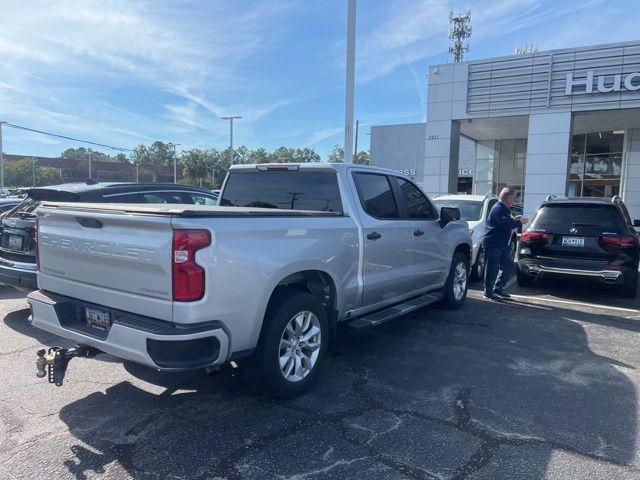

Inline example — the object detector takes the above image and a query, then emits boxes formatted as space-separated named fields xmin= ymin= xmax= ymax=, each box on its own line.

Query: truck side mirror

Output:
xmin=439 ymin=206 xmax=460 ymax=228
xmin=634 ymin=219 xmax=640 ymax=227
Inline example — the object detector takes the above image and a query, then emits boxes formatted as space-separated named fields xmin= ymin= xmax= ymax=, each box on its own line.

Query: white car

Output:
xmin=433 ymin=194 xmax=518 ymax=281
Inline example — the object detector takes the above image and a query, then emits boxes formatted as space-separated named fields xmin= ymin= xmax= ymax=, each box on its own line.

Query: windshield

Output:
xmin=433 ymin=199 xmax=483 ymax=221
xmin=530 ymin=204 xmax=627 ymax=235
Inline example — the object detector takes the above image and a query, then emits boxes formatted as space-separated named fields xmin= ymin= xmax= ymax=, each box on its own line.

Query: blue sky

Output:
xmin=1 ymin=0 xmax=639 ymax=160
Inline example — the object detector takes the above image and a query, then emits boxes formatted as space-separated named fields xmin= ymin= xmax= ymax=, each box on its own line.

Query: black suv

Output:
xmin=517 ymin=196 xmax=640 ymax=297
xmin=0 ymin=182 xmax=217 ymax=290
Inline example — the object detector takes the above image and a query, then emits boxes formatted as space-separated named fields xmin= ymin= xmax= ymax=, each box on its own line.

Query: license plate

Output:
xmin=85 ymin=307 xmax=111 ymax=331
xmin=7 ymin=234 xmax=22 ymax=250
xmin=562 ymin=236 xmax=585 ymax=247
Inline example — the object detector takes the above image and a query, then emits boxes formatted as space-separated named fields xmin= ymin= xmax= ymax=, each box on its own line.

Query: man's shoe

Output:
xmin=494 ymin=291 xmax=512 ymax=299
xmin=483 ymin=293 xmax=501 ymax=301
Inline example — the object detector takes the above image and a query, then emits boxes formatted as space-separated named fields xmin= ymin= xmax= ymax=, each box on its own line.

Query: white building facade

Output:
xmin=371 ymin=40 xmax=640 ymax=220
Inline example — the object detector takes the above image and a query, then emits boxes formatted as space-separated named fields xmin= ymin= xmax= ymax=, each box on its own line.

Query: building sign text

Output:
xmin=565 ymin=70 xmax=640 ymax=95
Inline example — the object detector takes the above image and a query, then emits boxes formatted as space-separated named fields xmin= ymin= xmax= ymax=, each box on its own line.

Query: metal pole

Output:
xmin=135 ymin=163 xmax=139 ymax=183
xmin=173 ymin=157 xmax=177 ymax=183
xmin=230 ymin=118 xmax=234 ymax=163
xmin=88 ymin=150 xmax=92 ymax=179
xmin=0 ymin=122 xmax=4 ymax=190
xmin=343 ymin=0 xmax=357 ymax=164
xmin=32 ymin=157 xmax=36 ymax=187
xmin=221 ymin=116 xmax=241 ymax=164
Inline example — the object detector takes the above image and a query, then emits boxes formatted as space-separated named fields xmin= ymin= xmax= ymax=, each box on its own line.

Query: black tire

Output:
xmin=516 ymin=266 xmax=536 ymax=287
xmin=243 ymin=291 xmax=329 ymax=398
xmin=620 ymin=270 xmax=638 ymax=298
xmin=439 ymin=251 xmax=469 ymax=309
xmin=470 ymin=247 xmax=485 ymax=282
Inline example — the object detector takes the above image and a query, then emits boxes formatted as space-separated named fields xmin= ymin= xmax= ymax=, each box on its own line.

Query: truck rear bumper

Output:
xmin=27 ymin=290 xmax=230 ymax=370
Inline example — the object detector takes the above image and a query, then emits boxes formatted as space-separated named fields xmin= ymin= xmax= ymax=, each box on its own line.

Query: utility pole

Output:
xmin=448 ymin=11 xmax=472 ymax=62
xmin=221 ymin=116 xmax=242 ymax=164
xmin=172 ymin=143 xmax=181 ymax=183
xmin=0 ymin=121 xmax=4 ymax=191
xmin=343 ymin=0 xmax=357 ymax=164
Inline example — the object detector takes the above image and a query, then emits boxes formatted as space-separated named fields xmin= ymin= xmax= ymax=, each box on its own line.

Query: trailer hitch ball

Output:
xmin=34 ymin=345 xmax=101 ymax=386
xmin=36 ymin=349 xmax=47 ymax=378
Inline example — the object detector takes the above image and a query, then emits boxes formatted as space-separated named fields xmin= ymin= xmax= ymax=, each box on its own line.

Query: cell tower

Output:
xmin=448 ymin=11 xmax=472 ymax=62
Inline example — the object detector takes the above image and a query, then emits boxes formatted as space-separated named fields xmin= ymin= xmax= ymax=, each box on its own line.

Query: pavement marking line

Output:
xmin=507 ymin=294 xmax=640 ymax=315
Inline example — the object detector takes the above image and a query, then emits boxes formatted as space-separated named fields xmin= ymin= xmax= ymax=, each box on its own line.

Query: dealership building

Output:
xmin=370 ymin=40 xmax=640 ymax=220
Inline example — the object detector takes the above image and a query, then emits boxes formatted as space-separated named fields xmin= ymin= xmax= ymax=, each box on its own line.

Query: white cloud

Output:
xmin=0 ymin=0 xmax=298 ymax=153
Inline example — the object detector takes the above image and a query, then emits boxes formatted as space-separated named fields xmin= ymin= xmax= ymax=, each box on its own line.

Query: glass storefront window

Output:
xmin=473 ymin=139 xmax=527 ymax=200
xmin=568 ymin=131 xmax=623 ymax=197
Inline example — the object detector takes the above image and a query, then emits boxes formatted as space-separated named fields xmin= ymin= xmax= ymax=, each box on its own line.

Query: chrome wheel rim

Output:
xmin=453 ymin=262 xmax=467 ymax=300
xmin=278 ymin=311 xmax=321 ymax=383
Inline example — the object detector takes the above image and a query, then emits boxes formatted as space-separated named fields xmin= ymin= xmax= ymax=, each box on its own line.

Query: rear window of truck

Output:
xmin=219 ymin=171 xmax=343 ymax=213
xmin=530 ymin=204 xmax=627 ymax=235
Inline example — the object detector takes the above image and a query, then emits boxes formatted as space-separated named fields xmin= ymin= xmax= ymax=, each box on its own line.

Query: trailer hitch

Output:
xmin=35 ymin=345 xmax=101 ymax=386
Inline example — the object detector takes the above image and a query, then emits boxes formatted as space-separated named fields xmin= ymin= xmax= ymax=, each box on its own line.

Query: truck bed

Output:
xmin=39 ymin=202 xmax=343 ymax=218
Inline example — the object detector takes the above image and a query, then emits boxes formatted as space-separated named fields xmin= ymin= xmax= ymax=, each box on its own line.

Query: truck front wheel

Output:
xmin=439 ymin=251 xmax=469 ymax=309
xmin=244 ymin=291 xmax=329 ymax=397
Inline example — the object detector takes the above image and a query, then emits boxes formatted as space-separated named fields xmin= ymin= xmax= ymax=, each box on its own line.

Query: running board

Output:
xmin=348 ymin=292 xmax=443 ymax=329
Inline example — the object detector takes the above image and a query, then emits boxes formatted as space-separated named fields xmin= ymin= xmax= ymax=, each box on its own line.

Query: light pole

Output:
xmin=88 ymin=149 xmax=92 ymax=179
xmin=172 ymin=143 xmax=181 ymax=183
xmin=221 ymin=116 xmax=241 ymax=163
xmin=343 ymin=0 xmax=357 ymax=164
xmin=32 ymin=157 xmax=36 ymax=187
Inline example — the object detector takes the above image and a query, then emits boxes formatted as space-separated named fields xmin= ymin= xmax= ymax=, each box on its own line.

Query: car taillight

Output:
xmin=172 ymin=229 xmax=211 ymax=302
xmin=35 ymin=216 xmax=40 ymax=271
xmin=600 ymin=235 xmax=637 ymax=251
xmin=520 ymin=231 xmax=550 ymax=243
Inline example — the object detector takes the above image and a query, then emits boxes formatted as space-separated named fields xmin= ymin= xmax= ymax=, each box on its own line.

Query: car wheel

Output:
xmin=439 ymin=251 xmax=469 ymax=309
xmin=470 ymin=247 xmax=485 ymax=282
xmin=244 ymin=291 xmax=328 ymax=397
xmin=516 ymin=266 xmax=536 ymax=287
xmin=620 ymin=270 xmax=638 ymax=298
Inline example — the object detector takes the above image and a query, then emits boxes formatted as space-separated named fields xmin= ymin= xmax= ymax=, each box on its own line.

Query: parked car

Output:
xmin=29 ymin=163 xmax=472 ymax=396
xmin=433 ymin=194 xmax=518 ymax=281
xmin=0 ymin=182 xmax=217 ymax=291
xmin=517 ymin=195 xmax=640 ymax=297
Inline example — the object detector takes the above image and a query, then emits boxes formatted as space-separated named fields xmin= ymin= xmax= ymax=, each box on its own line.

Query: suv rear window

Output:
xmin=220 ymin=171 xmax=343 ymax=212
xmin=530 ymin=204 xmax=627 ymax=235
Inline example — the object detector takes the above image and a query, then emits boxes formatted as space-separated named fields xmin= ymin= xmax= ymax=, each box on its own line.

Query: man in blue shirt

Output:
xmin=483 ymin=187 xmax=528 ymax=300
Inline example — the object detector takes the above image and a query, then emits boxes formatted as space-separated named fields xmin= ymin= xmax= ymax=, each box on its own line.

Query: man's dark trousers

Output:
xmin=484 ymin=245 xmax=513 ymax=296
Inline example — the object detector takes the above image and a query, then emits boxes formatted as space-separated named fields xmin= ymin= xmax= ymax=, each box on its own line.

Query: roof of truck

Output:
xmin=227 ymin=162 xmax=410 ymax=177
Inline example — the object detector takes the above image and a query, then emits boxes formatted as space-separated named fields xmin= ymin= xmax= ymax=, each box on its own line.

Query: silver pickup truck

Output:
xmin=28 ymin=163 xmax=471 ymax=396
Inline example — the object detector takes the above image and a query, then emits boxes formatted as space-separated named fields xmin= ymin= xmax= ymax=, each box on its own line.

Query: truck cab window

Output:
xmin=394 ymin=177 xmax=437 ymax=220
xmin=353 ymin=173 xmax=399 ymax=219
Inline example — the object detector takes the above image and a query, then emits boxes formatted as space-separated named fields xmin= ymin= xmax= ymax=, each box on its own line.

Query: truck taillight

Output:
xmin=172 ymin=229 xmax=211 ymax=302
xmin=35 ymin=216 xmax=40 ymax=271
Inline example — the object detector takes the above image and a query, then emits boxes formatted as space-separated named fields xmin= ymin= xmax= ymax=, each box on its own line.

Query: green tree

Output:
xmin=146 ymin=141 xmax=177 ymax=166
xmin=180 ymin=149 xmax=212 ymax=185
xmin=326 ymin=145 xmax=369 ymax=165
xmin=327 ymin=145 xmax=344 ymax=163
xmin=4 ymin=158 xmax=62 ymax=187
xmin=61 ymin=147 xmax=110 ymax=162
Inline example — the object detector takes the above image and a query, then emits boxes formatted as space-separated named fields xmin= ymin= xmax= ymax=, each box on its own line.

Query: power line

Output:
xmin=1 ymin=121 xmax=133 ymax=152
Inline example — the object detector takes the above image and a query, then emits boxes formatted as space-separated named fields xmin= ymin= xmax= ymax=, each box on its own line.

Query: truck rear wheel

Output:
xmin=439 ymin=251 xmax=469 ymax=309
xmin=244 ymin=291 xmax=328 ymax=397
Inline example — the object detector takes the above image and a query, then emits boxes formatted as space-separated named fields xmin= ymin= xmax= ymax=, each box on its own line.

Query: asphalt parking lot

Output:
xmin=1 ymin=280 xmax=640 ymax=480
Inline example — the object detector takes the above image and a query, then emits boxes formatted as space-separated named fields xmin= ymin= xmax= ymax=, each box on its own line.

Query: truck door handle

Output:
xmin=413 ymin=229 xmax=424 ymax=237
xmin=367 ymin=232 xmax=382 ymax=240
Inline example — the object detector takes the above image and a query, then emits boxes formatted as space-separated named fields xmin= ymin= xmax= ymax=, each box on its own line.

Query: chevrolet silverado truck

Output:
xmin=29 ymin=163 xmax=471 ymax=396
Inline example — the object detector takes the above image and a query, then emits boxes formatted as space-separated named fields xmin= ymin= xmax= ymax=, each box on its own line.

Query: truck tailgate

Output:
xmin=37 ymin=204 xmax=175 ymax=321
